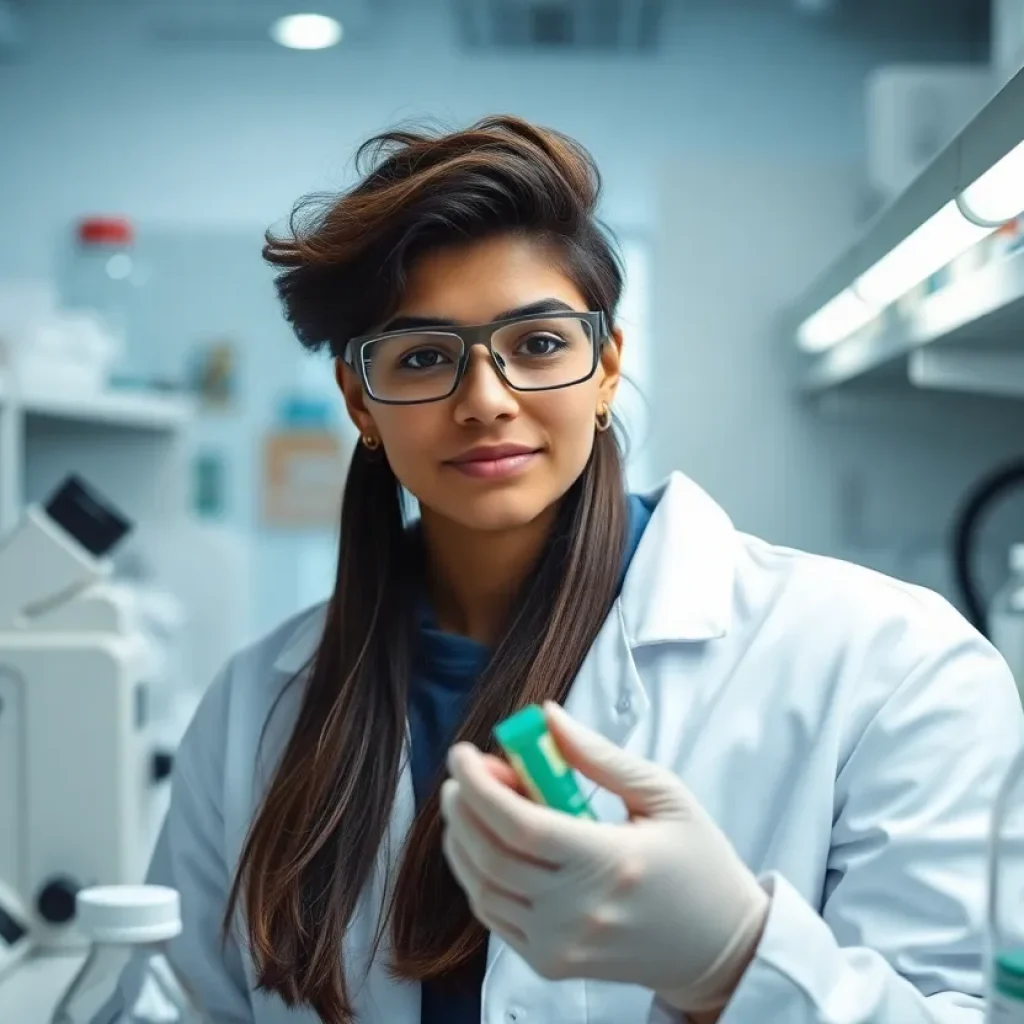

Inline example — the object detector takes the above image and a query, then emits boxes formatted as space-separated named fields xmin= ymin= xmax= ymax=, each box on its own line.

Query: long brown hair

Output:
xmin=224 ymin=116 xmax=628 ymax=1022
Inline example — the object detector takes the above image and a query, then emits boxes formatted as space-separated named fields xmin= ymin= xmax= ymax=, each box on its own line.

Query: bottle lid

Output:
xmin=76 ymin=885 xmax=182 ymax=944
xmin=1011 ymin=544 xmax=1024 ymax=574
xmin=77 ymin=217 xmax=133 ymax=246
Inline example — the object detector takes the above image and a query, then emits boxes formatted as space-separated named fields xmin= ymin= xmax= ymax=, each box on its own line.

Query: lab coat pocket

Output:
xmin=583 ymin=980 xmax=658 ymax=1023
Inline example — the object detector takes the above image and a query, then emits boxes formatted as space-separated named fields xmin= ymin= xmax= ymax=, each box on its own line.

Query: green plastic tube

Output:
xmin=493 ymin=704 xmax=596 ymax=819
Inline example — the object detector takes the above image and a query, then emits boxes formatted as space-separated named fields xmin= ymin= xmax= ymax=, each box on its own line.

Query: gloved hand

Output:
xmin=440 ymin=702 xmax=770 ymax=1015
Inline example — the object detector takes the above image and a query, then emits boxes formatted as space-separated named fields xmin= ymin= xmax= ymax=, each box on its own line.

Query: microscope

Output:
xmin=0 ymin=476 xmax=173 ymax=972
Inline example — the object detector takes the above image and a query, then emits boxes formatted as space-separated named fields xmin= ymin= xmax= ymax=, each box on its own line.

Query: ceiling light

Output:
xmin=853 ymin=201 xmax=993 ymax=308
xmin=958 ymin=139 xmax=1024 ymax=226
xmin=270 ymin=13 xmax=343 ymax=50
xmin=794 ymin=0 xmax=840 ymax=13
xmin=797 ymin=288 xmax=879 ymax=353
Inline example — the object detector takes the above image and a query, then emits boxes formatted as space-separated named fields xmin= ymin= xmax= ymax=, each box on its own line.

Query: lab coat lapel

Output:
xmin=269 ymin=621 xmax=420 ymax=1023
xmin=343 ymin=738 xmax=420 ymax=1023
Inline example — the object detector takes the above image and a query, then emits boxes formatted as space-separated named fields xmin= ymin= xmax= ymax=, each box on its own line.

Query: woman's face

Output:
xmin=337 ymin=233 xmax=621 ymax=533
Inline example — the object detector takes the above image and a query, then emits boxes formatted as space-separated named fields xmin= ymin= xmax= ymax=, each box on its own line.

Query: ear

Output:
xmin=335 ymin=359 xmax=377 ymax=439
xmin=598 ymin=326 xmax=623 ymax=407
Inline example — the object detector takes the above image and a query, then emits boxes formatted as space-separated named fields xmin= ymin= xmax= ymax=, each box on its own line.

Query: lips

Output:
xmin=445 ymin=444 xmax=543 ymax=480
xmin=447 ymin=444 xmax=541 ymax=465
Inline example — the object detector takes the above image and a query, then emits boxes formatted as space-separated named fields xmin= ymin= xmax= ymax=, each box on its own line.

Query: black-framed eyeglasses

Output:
xmin=343 ymin=310 xmax=607 ymax=406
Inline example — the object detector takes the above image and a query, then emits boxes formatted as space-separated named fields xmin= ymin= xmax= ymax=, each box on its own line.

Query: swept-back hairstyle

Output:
xmin=224 ymin=116 xmax=628 ymax=1023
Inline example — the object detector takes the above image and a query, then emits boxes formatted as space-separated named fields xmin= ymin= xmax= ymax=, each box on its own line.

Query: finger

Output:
xmin=441 ymin=779 xmax=554 ymax=872
xmin=447 ymin=745 xmax=518 ymax=788
xmin=542 ymin=702 xmax=675 ymax=816
xmin=441 ymin=777 xmax=513 ymax=856
xmin=446 ymin=795 xmax=559 ymax=899
xmin=448 ymin=743 xmax=593 ymax=862
xmin=440 ymin=821 xmax=531 ymax=906
xmin=443 ymin=830 xmax=529 ymax=944
xmin=479 ymin=753 xmax=527 ymax=794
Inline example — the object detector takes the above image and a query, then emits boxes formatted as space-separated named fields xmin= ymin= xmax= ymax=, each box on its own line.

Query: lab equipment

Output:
xmin=51 ymin=885 xmax=207 ymax=1024
xmin=988 ymin=746 xmax=1024 ymax=1021
xmin=0 ymin=475 xmax=171 ymax=953
xmin=0 ymin=876 xmax=32 ymax=980
xmin=991 ymin=545 xmax=1024 ymax=697
xmin=493 ymin=704 xmax=595 ymax=819
xmin=951 ymin=459 xmax=1024 ymax=633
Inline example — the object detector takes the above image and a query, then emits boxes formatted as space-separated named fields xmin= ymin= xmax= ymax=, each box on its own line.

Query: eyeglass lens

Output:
xmin=360 ymin=315 xmax=596 ymax=403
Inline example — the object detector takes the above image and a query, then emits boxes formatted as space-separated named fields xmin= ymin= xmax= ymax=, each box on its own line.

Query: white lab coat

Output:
xmin=111 ymin=472 xmax=1024 ymax=1024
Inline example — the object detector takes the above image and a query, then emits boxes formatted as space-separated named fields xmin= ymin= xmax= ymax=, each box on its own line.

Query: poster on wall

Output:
xmin=262 ymin=429 xmax=351 ymax=529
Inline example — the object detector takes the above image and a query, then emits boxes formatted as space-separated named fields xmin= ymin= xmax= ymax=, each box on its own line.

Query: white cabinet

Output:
xmin=994 ymin=0 xmax=1024 ymax=86
xmin=0 ymin=376 xmax=192 ymax=536
xmin=865 ymin=65 xmax=994 ymax=202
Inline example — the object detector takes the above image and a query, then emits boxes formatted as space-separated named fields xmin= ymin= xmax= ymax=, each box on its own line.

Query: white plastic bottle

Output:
xmin=50 ymin=885 xmax=206 ymax=1023
xmin=990 ymin=544 xmax=1024 ymax=699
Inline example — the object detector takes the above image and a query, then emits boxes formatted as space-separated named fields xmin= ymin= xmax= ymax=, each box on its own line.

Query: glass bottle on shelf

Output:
xmin=63 ymin=216 xmax=152 ymax=389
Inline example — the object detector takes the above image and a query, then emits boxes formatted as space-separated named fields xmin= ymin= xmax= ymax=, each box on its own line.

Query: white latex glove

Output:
xmin=440 ymin=702 xmax=770 ymax=1015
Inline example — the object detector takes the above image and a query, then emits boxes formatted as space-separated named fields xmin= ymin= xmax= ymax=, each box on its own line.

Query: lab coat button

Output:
xmin=506 ymin=1006 xmax=527 ymax=1022
xmin=616 ymin=695 xmax=632 ymax=714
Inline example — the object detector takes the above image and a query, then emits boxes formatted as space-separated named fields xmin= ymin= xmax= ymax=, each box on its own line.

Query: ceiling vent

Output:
xmin=453 ymin=0 xmax=665 ymax=52
xmin=0 ymin=1 xmax=26 ymax=59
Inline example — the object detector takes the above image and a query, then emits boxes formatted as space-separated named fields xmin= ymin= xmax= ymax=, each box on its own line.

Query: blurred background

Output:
xmin=2 ymin=0 xmax=1024 ymax=1014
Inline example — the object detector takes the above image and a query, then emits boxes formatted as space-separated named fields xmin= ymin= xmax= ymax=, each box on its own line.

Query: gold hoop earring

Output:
xmin=595 ymin=404 xmax=612 ymax=432
xmin=361 ymin=434 xmax=381 ymax=451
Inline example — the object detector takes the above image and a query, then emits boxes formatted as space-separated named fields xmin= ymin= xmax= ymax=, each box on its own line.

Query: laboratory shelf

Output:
xmin=802 ymin=247 xmax=1024 ymax=400
xmin=0 ymin=376 xmax=193 ymax=535
xmin=0 ymin=379 xmax=192 ymax=431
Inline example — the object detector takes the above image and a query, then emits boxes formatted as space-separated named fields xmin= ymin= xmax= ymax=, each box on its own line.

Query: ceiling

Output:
xmin=3 ymin=0 xmax=992 ymax=56
xmin=452 ymin=0 xmax=989 ymax=54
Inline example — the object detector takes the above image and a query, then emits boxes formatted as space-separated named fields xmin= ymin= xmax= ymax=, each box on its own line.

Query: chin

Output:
xmin=439 ymin=486 xmax=551 ymax=533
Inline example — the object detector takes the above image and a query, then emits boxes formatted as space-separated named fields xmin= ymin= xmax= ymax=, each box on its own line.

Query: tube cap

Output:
xmin=76 ymin=885 xmax=182 ymax=944
xmin=494 ymin=704 xmax=548 ymax=749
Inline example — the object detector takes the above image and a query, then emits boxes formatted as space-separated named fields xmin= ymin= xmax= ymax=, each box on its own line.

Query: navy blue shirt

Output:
xmin=408 ymin=494 xmax=655 ymax=1024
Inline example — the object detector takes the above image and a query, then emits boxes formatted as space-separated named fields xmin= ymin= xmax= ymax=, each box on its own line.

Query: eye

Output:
xmin=400 ymin=348 xmax=453 ymax=370
xmin=518 ymin=333 xmax=567 ymax=357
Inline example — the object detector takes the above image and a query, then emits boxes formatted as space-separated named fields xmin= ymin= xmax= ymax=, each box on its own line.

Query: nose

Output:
xmin=452 ymin=345 xmax=519 ymax=425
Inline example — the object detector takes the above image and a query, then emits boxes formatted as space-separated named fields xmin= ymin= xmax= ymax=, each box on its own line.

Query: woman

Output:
xmin=108 ymin=117 xmax=1020 ymax=1024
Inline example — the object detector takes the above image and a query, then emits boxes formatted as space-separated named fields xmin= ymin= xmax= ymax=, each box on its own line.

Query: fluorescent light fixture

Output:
xmin=958 ymin=139 xmax=1024 ymax=226
xmin=270 ymin=13 xmax=342 ymax=50
xmin=854 ymin=201 xmax=992 ymax=308
xmin=797 ymin=288 xmax=879 ymax=353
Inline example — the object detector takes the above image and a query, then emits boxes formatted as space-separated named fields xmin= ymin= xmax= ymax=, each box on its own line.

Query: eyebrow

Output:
xmin=381 ymin=298 xmax=579 ymax=334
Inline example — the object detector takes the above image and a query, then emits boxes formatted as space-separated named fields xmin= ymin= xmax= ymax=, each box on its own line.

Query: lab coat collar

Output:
xmin=622 ymin=471 xmax=737 ymax=645
xmin=272 ymin=603 xmax=328 ymax=674
xmin=271 ymin=470 xmax=738 ymax=674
